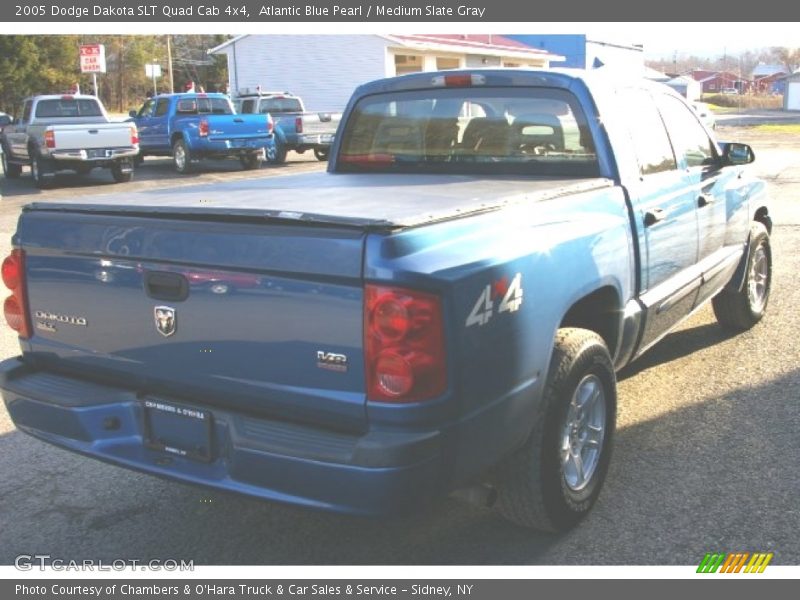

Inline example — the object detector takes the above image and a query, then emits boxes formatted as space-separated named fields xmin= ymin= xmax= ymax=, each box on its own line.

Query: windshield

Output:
xmin=338 ymin=86 xmax=599 ymax=177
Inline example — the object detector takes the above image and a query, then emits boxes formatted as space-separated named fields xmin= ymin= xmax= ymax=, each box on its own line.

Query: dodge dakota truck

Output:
xmin=0 ymin=70 xmax=772 ymax=532
xmin=234 ymin=90 xmax=341 ymax=162
xmin=129 ymin=92 xmax=275 ymax=173
xmin=0 ymin=94 xmax=139 ymax=188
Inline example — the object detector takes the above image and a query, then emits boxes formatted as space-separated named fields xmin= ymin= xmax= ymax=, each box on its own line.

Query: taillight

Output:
xmin=199 ymin=119 xmax=209 ymax=137
xmin=2 ymin=249 xmax=31 ymax=339
xmin=130 ymin=124 xmax=139 ymax=145
xmin=44 ymin=130 xmax=55 ymax=149
xmin=364 ymin=284 xmax=446 ymax=403
xmin=295 ymin=116 xmax=303 ymax=134
xmin=266 ymin=114 xmax=274 ymax=134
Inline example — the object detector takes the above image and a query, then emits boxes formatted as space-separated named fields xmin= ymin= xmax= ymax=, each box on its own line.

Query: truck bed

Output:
xmin=27 ymin=172 xmax=613 ymax=229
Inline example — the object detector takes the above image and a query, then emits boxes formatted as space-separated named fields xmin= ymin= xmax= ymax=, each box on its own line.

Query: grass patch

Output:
xmin=753 ymin=123 xmax=800 ymax=134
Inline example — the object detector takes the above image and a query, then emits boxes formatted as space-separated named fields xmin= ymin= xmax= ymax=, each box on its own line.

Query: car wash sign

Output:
xmin=80 ymin=44 xmax=106 ymax=73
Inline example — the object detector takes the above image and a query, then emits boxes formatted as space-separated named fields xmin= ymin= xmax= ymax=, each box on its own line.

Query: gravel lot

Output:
xmin=0 ymin=128 xmax=798 ymax=566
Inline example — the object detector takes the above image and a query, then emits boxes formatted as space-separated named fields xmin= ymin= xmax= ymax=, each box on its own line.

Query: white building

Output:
xmin=208 ymin=34 xmax=563 ymax=111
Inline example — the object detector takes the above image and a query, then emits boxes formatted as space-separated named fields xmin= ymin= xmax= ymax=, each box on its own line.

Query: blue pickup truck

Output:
xmin=0 ymin=70 xmax=771 ymax=531
xmin=130 ymin=92 xmax=275 ymax=172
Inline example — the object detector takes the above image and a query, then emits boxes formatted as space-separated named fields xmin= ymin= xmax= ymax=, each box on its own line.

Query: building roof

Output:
xmin=209 ymin=34 xmax=564 ymax=63
xmin=752 ymin=63 xmax=786 ymax=78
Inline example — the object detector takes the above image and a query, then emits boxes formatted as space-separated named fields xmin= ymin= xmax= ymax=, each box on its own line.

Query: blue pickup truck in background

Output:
xmin=129 ymin=92 xmax=275 ymax=172
xmin=0 ymin=69 xmax=772 ymax=532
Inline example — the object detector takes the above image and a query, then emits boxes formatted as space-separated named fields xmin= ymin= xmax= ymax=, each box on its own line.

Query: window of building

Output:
xmin=436 ymin=57 xmax=461 ymax=70
xmin=394 ymin=54 xmax=423 ymax=75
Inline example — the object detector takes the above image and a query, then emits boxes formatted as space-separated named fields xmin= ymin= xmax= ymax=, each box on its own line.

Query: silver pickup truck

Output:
xmin=234 ymin=90 xmax=341 ymax=162
xmin=0 ymin=94 xmax=139 ymax=188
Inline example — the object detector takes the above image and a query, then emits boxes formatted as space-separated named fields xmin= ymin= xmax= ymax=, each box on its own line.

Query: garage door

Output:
xmin=788 ymin=82 xmax=800 ymax=111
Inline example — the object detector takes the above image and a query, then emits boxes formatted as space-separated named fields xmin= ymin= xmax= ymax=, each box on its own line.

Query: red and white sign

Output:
xmin=80 ymin=44 xmax=106 ymax=74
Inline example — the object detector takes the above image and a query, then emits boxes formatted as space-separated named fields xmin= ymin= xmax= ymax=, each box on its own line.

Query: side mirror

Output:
xmin=128 ymin=109 xmax=138 ymax=118
xmin=722 ymin=142 xmax=755 ymax=165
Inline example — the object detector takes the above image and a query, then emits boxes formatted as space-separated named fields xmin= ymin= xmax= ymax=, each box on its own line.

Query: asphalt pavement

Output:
xmin=0 ymin=128 xmax=798 ymax=566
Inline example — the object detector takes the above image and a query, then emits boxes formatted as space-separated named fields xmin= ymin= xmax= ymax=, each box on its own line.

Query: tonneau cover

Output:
xmin=27 ymin=172 xmax=613 ymax=229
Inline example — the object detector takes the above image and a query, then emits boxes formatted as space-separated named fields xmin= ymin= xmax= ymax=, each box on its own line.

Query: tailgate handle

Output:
xmin=88 ymin=129 xmax=99 ymax=134
xmin=144 ymin=271 xmax=189 ymax=302
xmin=233 ymin=118 xmax=244 ymax=123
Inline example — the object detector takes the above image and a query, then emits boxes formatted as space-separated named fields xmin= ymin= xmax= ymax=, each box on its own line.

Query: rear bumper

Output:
xmin=0 ymin=358 xmax=444 ymax=515
xmin=49 ymin=147 xmax=139 ymax=161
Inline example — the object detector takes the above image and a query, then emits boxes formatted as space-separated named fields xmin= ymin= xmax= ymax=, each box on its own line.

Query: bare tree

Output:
xmin=770 ymin=47 xmax=800 ymax=74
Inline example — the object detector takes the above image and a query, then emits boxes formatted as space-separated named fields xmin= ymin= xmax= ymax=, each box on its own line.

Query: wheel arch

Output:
xmin=558 ymin=285 xmax=623 ymax=360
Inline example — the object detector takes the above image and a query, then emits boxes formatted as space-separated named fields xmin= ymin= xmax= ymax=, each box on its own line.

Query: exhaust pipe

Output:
xmin=451 ymin=483 xmax=497 ymax=509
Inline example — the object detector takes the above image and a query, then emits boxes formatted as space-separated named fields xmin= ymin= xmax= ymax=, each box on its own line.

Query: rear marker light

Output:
xmin=44 ymin=130 xmax=56 ymax=149
xmin=2 ymin=249 xmax=31 ymax=339
xmin=199 ymin=119 xmax=209 ymax=137
xmin=364 ymin=284 xmax=446 ymax=403
xmin=295 ymin=116 xmax=303 ymax=134
xmin=130 ymin=125 xmax=139 ymax=145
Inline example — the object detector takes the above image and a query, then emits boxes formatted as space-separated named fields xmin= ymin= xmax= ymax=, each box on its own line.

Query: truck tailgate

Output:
xmin=300 ymin=113 xmax=341 ymax=137
xmin=51 ymin=123 xmax=133 ymax=150
xmin=206 ymin=114 xmax=271 ymax=141
xmin=18 ymin=209 xmax=367 ymax=431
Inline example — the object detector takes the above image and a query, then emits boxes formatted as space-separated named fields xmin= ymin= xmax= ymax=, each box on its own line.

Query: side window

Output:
xmin=138 ymin=99 xmax=155 ymax=118
xmin=22 ymin=101 xmax=32 ymax=123
xmin=154 ymin=99 xmax=170 ymax=117
xmin=657 ymin=95 xmax=717 ymax=168
xmin=617 ymin=89 xmax=677 ymax=176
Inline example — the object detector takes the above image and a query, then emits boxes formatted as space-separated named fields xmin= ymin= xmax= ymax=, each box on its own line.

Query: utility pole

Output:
xmin=167 ymin=35 xmax=174 ymax=93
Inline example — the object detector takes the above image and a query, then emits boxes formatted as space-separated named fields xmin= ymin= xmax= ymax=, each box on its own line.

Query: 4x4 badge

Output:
xmin=154 ymin=306 xmax=176 ymax=337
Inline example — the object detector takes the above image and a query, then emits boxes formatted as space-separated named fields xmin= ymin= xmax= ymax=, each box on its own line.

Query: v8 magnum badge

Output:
xmin=154 ymin=306 xmax=177 ymax=337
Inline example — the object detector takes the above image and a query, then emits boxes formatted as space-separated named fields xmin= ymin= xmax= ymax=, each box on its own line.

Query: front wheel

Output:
xmin=1 ymin=148 xmax=22 ymax=178
xmin=314 ymin=147 xmax=329 ymax=161
xmin=172 ymin=139 xmax=193 ymax=174
xmin=495 ymin=328 xmax=616 ymax=532
xmin=712 ymin=222 xmax=772 ymax=331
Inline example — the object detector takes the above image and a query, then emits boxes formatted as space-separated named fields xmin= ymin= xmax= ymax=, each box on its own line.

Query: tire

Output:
xmin=314 ymin=147 xmax=330 ymax=161
xmin=30 ymin=151 xmax=53 ymax=189
xmin=266 ymin=141 xmax=287 ymax=165
xmin=239 ymin=153 xmax=263 ymax=170
xmin=1 ymin=148 xmax=22 ymax=178
xmin=712 ymin=222 xmax=772 ymax=331
xmin=495 ymin=328 xmax=616 ymax=532
xmin=172 ymin=139 xmax=193 ymax=174
xmin=110 ymin=160 xmax=133 ymax=183
xmin=134 ymin=153 xmax=145 ymax=167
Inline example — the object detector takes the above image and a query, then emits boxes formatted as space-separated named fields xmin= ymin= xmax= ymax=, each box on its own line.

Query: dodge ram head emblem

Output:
xmin=154 ymin=306 xmax=176 ymax=337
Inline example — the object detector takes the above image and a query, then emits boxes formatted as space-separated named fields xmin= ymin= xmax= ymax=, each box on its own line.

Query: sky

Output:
xmin=18 ymin=21 xmax=799 ymax=61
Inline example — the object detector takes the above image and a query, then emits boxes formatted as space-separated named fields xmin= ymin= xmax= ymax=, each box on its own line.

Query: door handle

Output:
xmin=644 ymin=208 xmax=666 ymax=226
xmin=697 ymin=194 xmax=715 ymax=207
xmin=144 ymin=271 xmax=189 ymax=302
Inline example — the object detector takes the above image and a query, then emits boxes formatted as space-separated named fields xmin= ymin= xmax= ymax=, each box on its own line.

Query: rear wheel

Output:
xmin=495 ymin=328 xmax=616 ymax=531
xmin=172 ymin=139 xmax=193 ymax=174
xmin=239 ymin=153 xmax=263 ymax=170
xmin=266 ymin=141 xmax=287 ymax=165
xmin=1 ymin=148 xmax=22 ymax=178
xmin=30 ymin=152 xmax=53 ymax=189
xmin=314 ymin=147 xmax=329 ymax=161
xmin=712 ymin=222 xmax=772 ymax=331
xmin=111 ymin=160 xmax=133 ymax=183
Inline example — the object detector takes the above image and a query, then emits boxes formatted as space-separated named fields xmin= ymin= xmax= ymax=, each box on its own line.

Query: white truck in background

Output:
xmin=0 ymin=94 xmax=139 ymax=188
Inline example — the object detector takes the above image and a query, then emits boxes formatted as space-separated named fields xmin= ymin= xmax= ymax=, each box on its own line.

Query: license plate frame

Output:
xmin=143 ymin=399 xmax=213 ymax=463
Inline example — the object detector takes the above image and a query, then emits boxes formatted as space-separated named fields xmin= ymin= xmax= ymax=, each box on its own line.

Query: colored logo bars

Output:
xmin=697 ymin=552 xmax=773 ymax=573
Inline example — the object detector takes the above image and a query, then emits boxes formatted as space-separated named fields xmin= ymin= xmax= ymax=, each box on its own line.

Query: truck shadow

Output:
xmin=1 ymin=364 xmax=797 ymax=565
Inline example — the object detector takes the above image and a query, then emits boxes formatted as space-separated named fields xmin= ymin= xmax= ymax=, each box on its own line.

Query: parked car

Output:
xmin=0 ymin=95 xmax=138 ymax=188
xmin=0 ymin=69 xmax=771 ymax=532
xmin=691 ymin=101 xmax=717 ymax=130
xmin=0 ymin=112 xmax=13 ymax=132
xmin=129 ymin=92 xmax=275 ymax=173
xmin=234 ymin=90 xmax=341 ymax=162
xmin=721 ymin=87 xmax=740 ymax=95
